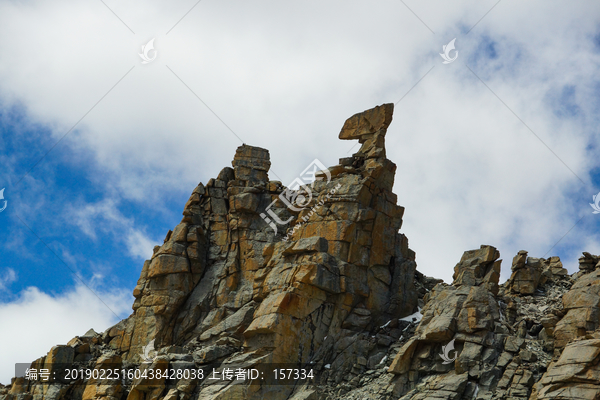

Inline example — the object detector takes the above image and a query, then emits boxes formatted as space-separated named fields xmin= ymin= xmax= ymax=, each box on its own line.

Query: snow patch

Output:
xmin=400 ymin=307 xmax=423 ymax=323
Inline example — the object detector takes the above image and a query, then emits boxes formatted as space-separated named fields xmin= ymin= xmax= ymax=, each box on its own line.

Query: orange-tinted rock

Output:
xmin=7 ymin=105 xmax=427 ymax=400
xmin=338 ymin=103 xmax=394 ymax=141
xmin=231 ymin=144 xmax=270 ymax=182
xmin=554 ymin=268 xmax=600 ymax=348
xmin=12 ymin=105 xmax=600 ymax=400
xmin=533 ymin=335 xmax=600 ymax=399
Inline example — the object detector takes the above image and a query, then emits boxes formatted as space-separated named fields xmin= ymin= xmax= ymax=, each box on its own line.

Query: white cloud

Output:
xmin=0 ymin=268 xmax=17 ymax=291
xmin=0 ymin=0 xmax=599 ymax=350
xmin=125 ymin=228 xmax=155 ymax=260
xmin=0 ymin=284 xmax=132 ymax=385
xmin=68 ymin=198 xmax=157 ymax=260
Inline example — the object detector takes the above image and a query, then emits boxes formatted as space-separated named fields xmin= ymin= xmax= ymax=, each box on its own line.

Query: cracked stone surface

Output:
xmin=3 ymin=104 xmax=600 ymax=400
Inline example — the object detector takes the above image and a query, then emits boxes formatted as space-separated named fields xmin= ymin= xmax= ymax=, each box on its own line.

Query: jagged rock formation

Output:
xmin=506 ymin=251 xmax=567 ymax=295
xmin=2 ymin=104 xmax=600 ymax=400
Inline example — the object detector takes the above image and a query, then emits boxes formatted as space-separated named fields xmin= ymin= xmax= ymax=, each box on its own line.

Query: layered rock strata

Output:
xmin=3 ymin=105 xmax=600 ymax=400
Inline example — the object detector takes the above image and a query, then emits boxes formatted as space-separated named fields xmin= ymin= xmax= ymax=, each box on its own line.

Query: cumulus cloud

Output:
xmin=0 ymin=284 xmax=132 ymax=385
xmin=0 ymin=0 xmax=599 ymax=361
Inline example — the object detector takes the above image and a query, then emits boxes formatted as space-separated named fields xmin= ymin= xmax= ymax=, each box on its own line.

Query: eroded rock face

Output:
xmin=578 ymin=252 xmax=600 ymax=273
xmin=452 ymin=245 xmax=501 ymax=295
xmin=379 ymin=248 xmax=599 ymax=400
xmin=338 ymin=103 xmax=393 ymax=159
xmin=531 ymin=334 xmax=600 ymax=400
xmin=553 ymin=267 xmax=600 ymax=348
xmin=506 ymin=252 xmax=566 ymax=295
xmin=5 ymin=105 xmax=600 ymax=400
xmin=7 ymin=103 xmax=418 ymax=400
xmin=387 ymin=245 xmax=502 ymax=398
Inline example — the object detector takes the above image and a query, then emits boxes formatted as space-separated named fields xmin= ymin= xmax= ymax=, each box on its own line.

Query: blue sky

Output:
xmin=1 ymin=104 xmax=171 ymax=301
xmin=1 ymin=0 xmax=600 ymax=385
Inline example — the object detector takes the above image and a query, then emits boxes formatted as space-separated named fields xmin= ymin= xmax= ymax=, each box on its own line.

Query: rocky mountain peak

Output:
xmin=3 ymin=105 xmax=600 ymax=400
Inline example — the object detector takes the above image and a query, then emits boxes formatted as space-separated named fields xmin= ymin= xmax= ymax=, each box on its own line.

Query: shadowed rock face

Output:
xmin=4 ymin=105 xmax=600 ymax=400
